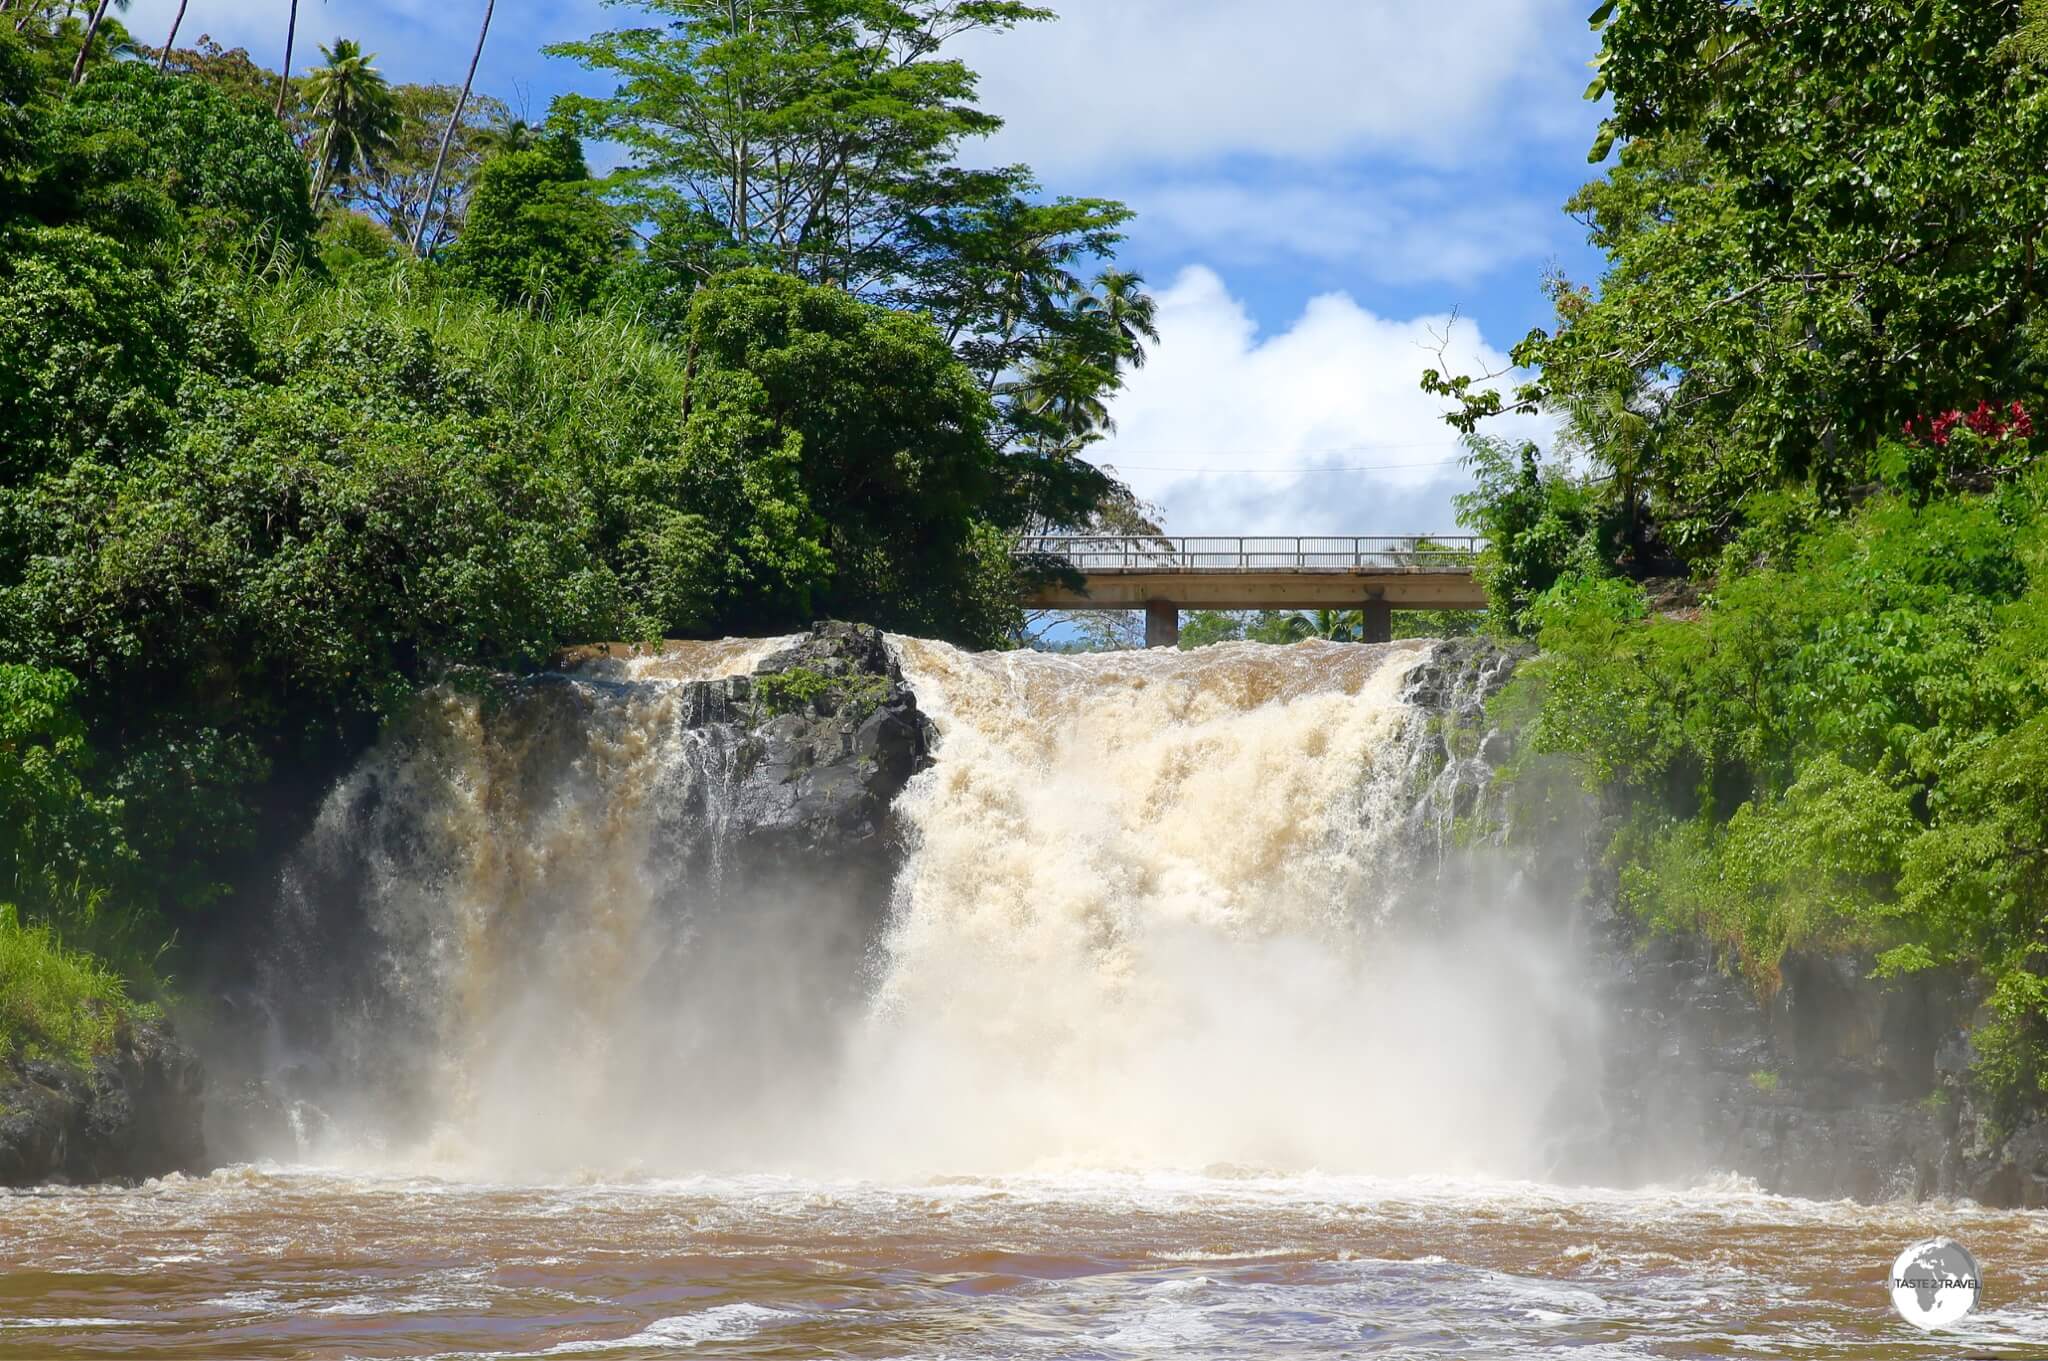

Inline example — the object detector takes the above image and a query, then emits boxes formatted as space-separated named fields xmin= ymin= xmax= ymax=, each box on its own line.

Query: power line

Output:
xmin=1105 ymin=456 xmax=1466 ymax=474
xmin=1102 ymin=437 xmax=1464 ymax=455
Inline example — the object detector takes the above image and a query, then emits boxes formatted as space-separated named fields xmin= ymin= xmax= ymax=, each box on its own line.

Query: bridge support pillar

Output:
xmin=1144 ymin=600 xmax=1180 ymax=648
xmin=1362 ymin=594 xmax=1392 ymax=644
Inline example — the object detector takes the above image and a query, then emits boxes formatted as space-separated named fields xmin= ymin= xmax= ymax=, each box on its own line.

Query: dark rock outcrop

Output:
xmin=0 ymin=1021 xmax=206 ymax=1187
xmin=723 ymin=621 xmax=935 ymax=858
xmin=213 ymin=621 xmax=939 ymax=1154
xmin=1587 ymin=931 xmax=1978 ymax=1201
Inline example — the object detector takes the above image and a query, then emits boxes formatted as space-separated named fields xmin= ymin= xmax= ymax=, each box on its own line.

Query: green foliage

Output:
xmin=1175 ymin=608 xmax=1483 ymax=649
xmin=0 ymin=666 xmax=134 ymax=942
xmin=1393 ymin=609 xmax=1482 ymax=640
xmin=0 ymin=224 xmax=183 ymax=483
xmin=316 ymin=210 xmax=398 ymax=274
xmin=548 ymin=0 xmax=1143 ymax=531
xmin=345 ymin=82 xmax=511 ymax=250
xmin=445 ymin=131 xmax=623 ymax=310
xmin=0 ymin=903 xmax=148 ymax=1066
xmin=60 ymin=60 xmax=316 ymax=260
xmin=548 ymin=0 xmax=1048 ymax=288
xmin=1512 ymin=474 xmax=2048 ymax=1118
xmin=754 ymin=665 xmax=887 ymax=721
xmin=1177 ymin=611 xmax=1249 ymax=650
xmin=302 ymin=39 xmax=399 ymax=203
xmin=1433 ymin=2 xmax=2048 ymax=579
xmin=1454 ymin=437 xmax=1609 ymax=633
xmin=674 ymin=268 xmax=1018 ymax=639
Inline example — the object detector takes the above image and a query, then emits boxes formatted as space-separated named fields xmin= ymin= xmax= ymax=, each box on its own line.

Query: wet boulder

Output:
xmin=0 ymin=1019 xmax=206 ymax=1187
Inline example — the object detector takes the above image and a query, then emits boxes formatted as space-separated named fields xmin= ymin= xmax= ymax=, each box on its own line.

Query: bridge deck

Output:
xmin=1018 ymin=537 xmax=1485 ymax=606
xmin=1015 ymin=536 xmax=1486 ymax=645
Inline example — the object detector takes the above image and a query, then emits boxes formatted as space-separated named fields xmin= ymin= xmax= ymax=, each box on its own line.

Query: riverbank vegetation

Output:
xmin=1439 ymin=0 xmax=2048 ymax=1127
xmin=0 ymin=5 xmax=1154 ymax=1061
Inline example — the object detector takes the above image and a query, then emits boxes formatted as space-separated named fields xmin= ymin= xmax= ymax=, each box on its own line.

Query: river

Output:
xmin=4 ymin=1170 xmax=2047 ymax=1356
xmin=4 ymin=636 xmax=2044 ymax=1356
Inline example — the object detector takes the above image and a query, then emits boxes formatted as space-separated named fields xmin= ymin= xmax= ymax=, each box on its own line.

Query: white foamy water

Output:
xmin=832 ymin=638 xmax=1590 ymax=1176
xmin=19 ymin=632 xmax=2041 ymax=1356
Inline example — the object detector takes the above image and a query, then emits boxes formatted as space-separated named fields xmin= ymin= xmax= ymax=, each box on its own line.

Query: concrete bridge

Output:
xmin=1016 ymin=536 xmax=1487 ymax=646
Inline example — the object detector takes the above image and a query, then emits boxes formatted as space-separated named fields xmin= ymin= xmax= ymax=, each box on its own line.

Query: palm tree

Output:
xmin=155 ymin=0 xmax=188 ymax=73
xmin=411 ymin=0 xmax=494 ymax=257
xmin=472 ymin=113 xmax=537 ymax=158
xmin=303 ymin=38 xmax=398 ymax=203
xmin=67 ymin=0 xmax=126 ymax=85
xmin=1269 ymin=609 xmax=1364 ymax=643
xmin=1014 ymin=344 xmax=1118 ymax=441
xmin=1560 ymin=378 xmax=1654 ymax=551
xmin=1075 ymin=269 xmax=1161 ymax=369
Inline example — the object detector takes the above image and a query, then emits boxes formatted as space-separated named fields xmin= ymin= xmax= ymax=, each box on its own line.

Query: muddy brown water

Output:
xmin=4 ymin=1168 xmax=2046 ymax=1358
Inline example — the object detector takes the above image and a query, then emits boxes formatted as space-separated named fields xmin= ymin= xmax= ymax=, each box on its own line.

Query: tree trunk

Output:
xmin=274 ymin=0 xmax=297 ymax=118
xmin=410 ymin=0 xmax=493 ymax=257
xmin=67 ymin=0 xmax=111 ymax=85
xmin=156 ymin=0 xmax=189 ymax=73
xmin=310 ymin=118 xmax=338 ymax=204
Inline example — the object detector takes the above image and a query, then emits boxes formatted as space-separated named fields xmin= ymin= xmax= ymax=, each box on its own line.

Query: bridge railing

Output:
xmin=1013 ymin=535 xmax=1484 ymax=572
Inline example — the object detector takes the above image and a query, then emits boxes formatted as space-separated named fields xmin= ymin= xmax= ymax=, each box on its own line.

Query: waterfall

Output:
xmin=255 ymin=633 xmax=1597 ymax=1179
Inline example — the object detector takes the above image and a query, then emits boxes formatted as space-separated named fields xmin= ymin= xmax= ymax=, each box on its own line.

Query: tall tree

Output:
xmin=550 ymin=0 xmax=1050 ymax=287
xmin=154 ymin=0 xmax=186 ymax=73
xmin=1427 ymin=0 xmax=2048 ymax=566
xmin=302 ymin=38 xmax=397 ymax=203
xmin=445 ymin=130 xmax=622 ymax=309
xmin=550 ymin=0 xmax=1148 ymax=535
xmin=410 ymin=0 xmax=492 ymax=256
xmin=1011 ymin=343 xmax=1117 ymax=441
xmin=348 ymin=83 xmax=508 ymax=249
xmin=66 ymin=0 xmax=117 ymax=85
xmin=1075 ymin=268 xmax=1159 ymax=369
xmin=273 ymin=0 xmax=295 ymax=116
xmin=471 ymin=112 xmax=536 ymax=158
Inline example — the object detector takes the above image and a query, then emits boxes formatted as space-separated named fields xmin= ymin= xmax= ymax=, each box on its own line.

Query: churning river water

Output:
xmin=4 ymin=1170 xmax=2048 ymax=1357
xmin=4 ymin=637 xmax=2047 ymax=1356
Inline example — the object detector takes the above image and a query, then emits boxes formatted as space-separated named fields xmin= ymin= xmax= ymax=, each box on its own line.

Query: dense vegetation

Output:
xmin=1439 ymin=0 xmax=2048 ymax=1126
xmin=0 ymin=5 xmax=1154 ymax=1064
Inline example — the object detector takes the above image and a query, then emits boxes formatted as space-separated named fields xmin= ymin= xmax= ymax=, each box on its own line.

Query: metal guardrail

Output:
xmin=1013 ymin=536 xmax=1483 ymax=572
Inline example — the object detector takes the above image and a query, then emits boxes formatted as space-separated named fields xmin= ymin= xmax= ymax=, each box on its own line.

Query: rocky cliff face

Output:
xmin=1404 ymin=637 xmax=2048 ymax=1208
xmin=0 ymin=1021 xmax=206 ymax=1187
xmin=192 ymin=621 xmax=937 ymax=1168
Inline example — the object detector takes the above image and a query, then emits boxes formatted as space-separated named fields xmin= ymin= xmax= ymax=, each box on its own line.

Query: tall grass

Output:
xmin=245 ymin=266 xmax=693 ymax=458
xmin=0 ymin=905 xmax=150 ymax=1067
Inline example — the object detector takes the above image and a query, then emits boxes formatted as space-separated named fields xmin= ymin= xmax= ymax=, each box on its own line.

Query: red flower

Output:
xmin=1901 ymin=399 xmax=2034 ymax=446
xmin=1964 ymin=400 xmax=2007 ymax=438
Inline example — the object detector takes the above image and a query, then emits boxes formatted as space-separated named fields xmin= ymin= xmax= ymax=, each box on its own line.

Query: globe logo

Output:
xmin=1889 ymin=1237 xmax=1980 ymax=1331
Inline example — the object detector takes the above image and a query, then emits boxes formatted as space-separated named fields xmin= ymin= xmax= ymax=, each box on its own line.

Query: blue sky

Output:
xmin=121 ymin=0 xmax=1608 ymax=535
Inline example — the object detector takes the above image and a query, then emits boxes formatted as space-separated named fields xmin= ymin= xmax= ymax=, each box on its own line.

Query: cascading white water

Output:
xmin=837 ymin=638 xmax=1591 ymax=1176
xmin=267 ymin=634 xmax=1595 ymax=1179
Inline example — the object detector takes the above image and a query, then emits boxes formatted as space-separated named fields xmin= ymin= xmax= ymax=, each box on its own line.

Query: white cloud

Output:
xmin=960 ymin=0 xmax=1596 ymax=177
xmin=1140 ymin=176 xmax=1556 ymax=286
xmin=1093 ymin=266 xmax=1552 ymax=535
